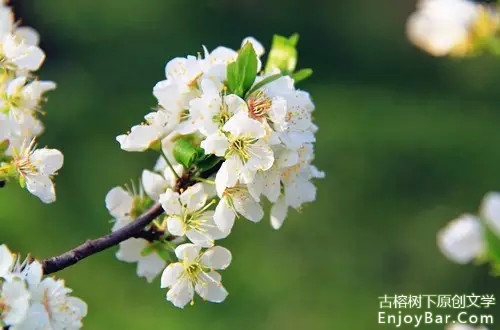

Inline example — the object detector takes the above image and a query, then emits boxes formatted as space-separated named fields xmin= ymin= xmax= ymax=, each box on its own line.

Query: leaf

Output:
xmin=245 ymin=73 xmax=282 ymax=97
xmin=140 ymin=244 xmax=156 ymax=257
xmin=197 ymin=154 xmax=223 ymax=173
xmin=173 ymin=138 xmax=199 ymax=168
xmin=485 ymin=226 xmax=500 ymax=264
xmin=226 ymin=42 xmax=258 ymax=97
xmin=264 ymin=34 xmax=299 ymax=74
xmin=291 ymin=68 xmax=313 ymax=83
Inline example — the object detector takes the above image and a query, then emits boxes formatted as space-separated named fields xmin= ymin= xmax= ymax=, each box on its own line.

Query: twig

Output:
xmin=41 ymin=160 xmax=223 ymax=275
xmin=42 ymin=203 xmax=164 ymax=274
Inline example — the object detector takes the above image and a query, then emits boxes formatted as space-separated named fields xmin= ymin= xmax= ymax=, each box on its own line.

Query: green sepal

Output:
xmin=226 ymin=42 xmax=259 ymax=97
xmin=173 ymin=138 xmax=200 ymax=168
xmin=18 ymin=175 xmax=26 ymax=188
xmin=140 ymin=240 xmax=175 ymax=261
xmin=149 ymin=139 xmax=162 ymax=152
xmin=291 ymin=68 xmax=313 ymax=83
xmin=140 ymin=244 xmax=156 ymax=257
xmin=0 ymin=139 xmax=9 ymax=154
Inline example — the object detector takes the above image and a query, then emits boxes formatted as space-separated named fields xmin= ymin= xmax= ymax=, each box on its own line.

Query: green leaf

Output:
xmin=140 ymin=244 xmax=156 ymax=257
xmin=264 ymin=34 xmax=299 ymax=74
xmin=226 ymin=42 xmax=258 ymax=97
xmin=291 ymin=68 xmax=313 ymax=83
xmin=485 ymin=225 xmax=500 ymax=265
xmin=196 ymin=154 xmax=223 ymax=173
xmin=245 ymin=73 xmax=282 ymax=97
xmin=173 ymin=138 xmax=199 ymax=168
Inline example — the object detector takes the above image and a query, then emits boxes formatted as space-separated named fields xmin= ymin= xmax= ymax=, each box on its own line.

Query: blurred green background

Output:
xmin=2 ymin=0 xmax=500 ymax=329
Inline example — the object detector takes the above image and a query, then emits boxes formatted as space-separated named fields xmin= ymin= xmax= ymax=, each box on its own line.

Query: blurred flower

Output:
xmin=446 ymin=325 xmax=489 ymax=330
xmin=438 ymin=191 xmax=500 ymax=267
xmin=438 ymin=214 xmax=485 ymax=264
xmin=0 ymin=3 xmax=61 ymax=203
xmin=407 ymin=0 xmax=499 ymax=56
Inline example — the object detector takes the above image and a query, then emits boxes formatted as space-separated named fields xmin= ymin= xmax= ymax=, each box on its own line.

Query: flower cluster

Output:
xmin=438 ymin=192 xmax=500 ymax=270
xmin=0 ymin=2 xmax=63 ymax=203
xmin=406 ymin=0 xmax=500 ymax=57
xmin=0 ymin=245 xmax=87 ymax=329
xmin=109 ymin=34 xmax=323 ymax=307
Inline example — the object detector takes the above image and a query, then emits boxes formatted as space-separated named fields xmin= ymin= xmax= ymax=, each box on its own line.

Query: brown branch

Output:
xmin=40 ymin=160 xmax=223 ymax=275
xmin=42 ymin=203 xmax=164 ymax=274
xmin=133 ymin=228 xmax=174 ymax=242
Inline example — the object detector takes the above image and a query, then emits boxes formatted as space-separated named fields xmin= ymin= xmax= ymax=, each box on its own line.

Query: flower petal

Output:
xmin=160 ymin=263 xmax=184 ymax=289
xmin=201 ymin=246 xmax=232 ymax=270
xmin=195 ymin=271 xmax=228 ymax=303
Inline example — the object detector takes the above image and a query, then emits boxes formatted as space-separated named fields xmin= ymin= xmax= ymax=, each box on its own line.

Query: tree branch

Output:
xmin=41 ymin=203 xmax=164 ymax=274
xmin=41 ymin=160 xmax=223 ymax=275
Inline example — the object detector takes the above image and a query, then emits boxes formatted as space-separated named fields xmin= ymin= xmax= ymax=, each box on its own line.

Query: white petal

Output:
xmin=116 ymin=239 xmax=147 ymax=263
xmin=215 ymin=160 xmax=238 ymax=197
xmin=167 ymin=278 xmax=194 ymax=308
xmin=195 ymin=271 xmax=228 ymax=303
xmin=201 ymin=246 xmax=232 ymax=270
xmin=270 ymin=197 xmax=288 ymax=230
xmin=0 ymin=244 xmax=13 ymax=277
xmin=174 ymin=243 xmax=201 ymax=262
xmin=1 ymin=280 xmax=30 ymax=325
xmin=180 ymin=183 xmax=207 ymax=212
xmin=481 ymin=192 xmax=500 ymax=236
xmin=186 ymin=229 xmax=213 ymax=248
xmin=437 ymin=214 xmax=485 ymax=264
xmin=116 ymin=125 xmax=160 ymax=152
xmin=200 ymin=133 xmax=229 ymax=157
xmin=234 ymin=192 xmax=263 ymax=223
xmin=214 ymin=199 xmax=236 ymax=232
xmin=105 ymin=186 xmax=134 ymax=218
xmin=22 ymin=261 xmax=43 ymax=287
xmin=225 ymin=94 xmax=248 ymax=116
xmin=25 ymin=174 xmax=55 ymax=203
xmin=245 ymin=141 xmax=274 ymax=172
xmin=242 ymin=36 xmax=265 ymax=57
xmin=137 ymin=253 xmax=166 ymax=283
xmin=141 ymin=169 xmax=167 ymax=201
xmin=223 ymin=111 xmax=265 ymax=138
xmin=161 ymin=263 xmax=184 ymax=288
xmin=167 ymin=216 xmax=186 ymax=237
xmin=15 ymin=26 xmax=40 ymax=45
xmin=159 ymin=189 xmax=181 ymax=215
xmin=29 ymin=148 xmax=63 ymax=175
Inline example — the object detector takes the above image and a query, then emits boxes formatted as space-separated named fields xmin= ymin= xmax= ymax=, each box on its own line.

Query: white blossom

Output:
xmin=406 ymin=0 xmax=496 ymax=56
xmin=11 ymin=139 xmax=63 ymax=204
xmin=106 ymin=182 xmax=169 ymax=282
xmin=160 ymin=244 xmax=231 ymax=308
xmin=214 ymin=186 xmax=264 ymax=232
xmin=437 ymin=214 xmax=485 ymax=264
xmin=1 ymin=280 xmax=30 ymax=327
xmin=160 ymin=183 xmax=228 ymax=247
xmin=480 ymin=192 xmax=500 ymax=236
xmin=13 ymin=262 xmax=87 ymax=330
